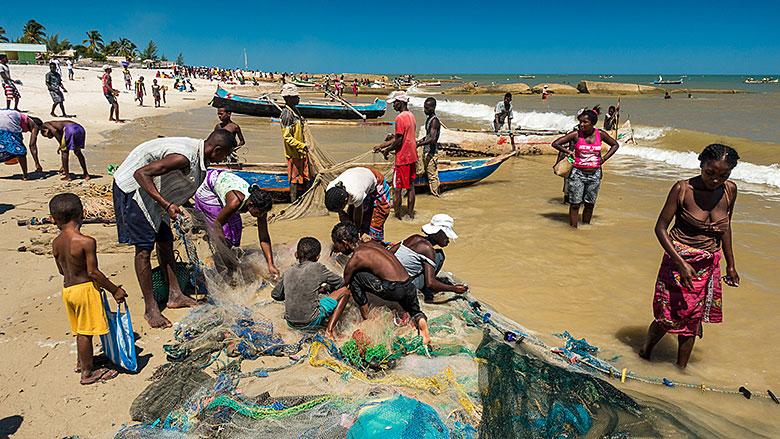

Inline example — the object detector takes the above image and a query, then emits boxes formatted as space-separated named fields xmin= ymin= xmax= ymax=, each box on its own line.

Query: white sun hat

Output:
xmin=422 ymin=214 xmax=458 ymax=240
xmin=386 ymin=90 xmax=409 ymax=103
xmin=280 ymin=83 xmax=299 ymax=97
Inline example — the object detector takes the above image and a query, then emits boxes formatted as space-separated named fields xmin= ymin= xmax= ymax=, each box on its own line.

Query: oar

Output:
xmin=259 ymin=93 xmax=284 ymax=114
xmin=18 ymin=217 xmax=116 ymax=226
xmin=324 ymin=90 xmax=367 ymax=120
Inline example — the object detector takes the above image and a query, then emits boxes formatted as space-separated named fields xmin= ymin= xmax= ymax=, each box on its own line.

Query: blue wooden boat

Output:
xmin=211 ymin=87 xmax=387 ymax=119
xmin=210 ymin=153 xmax=514 ymax=201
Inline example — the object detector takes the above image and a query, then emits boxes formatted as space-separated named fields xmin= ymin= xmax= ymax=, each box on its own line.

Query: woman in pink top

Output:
xmin=552 ymin=107 xmax=619 ymax=227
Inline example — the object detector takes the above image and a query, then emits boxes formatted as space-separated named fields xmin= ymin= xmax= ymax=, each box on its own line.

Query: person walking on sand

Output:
xmin=45 ymin=62 xmax=68 ymax=117
xmin=123 ymin=66 xmax=132 ymax=91
xmin=135 ymin=76 xmax=146 ymax=106
xmin=551 ymin=107 xmax=619 ymax=228
xmin=279 ymin=84 xmax=310 ymax=202
xmin=0 ymin=109 xmax=42 ymax=180
xmin=416 ymin=97 xmax=441 ymax=197
xmin=1 ymin=54 xmax=21 ymax=111
xmin=66 ymin=58 xmax=74 ymax=81
xmin=34 ymin=119 xmax=90 ymax=181
xmin=111 ymin=130 xmax=236 ymax=328
xmin=374 ymin=91 xmax=417 ymax=220
xmin=101 ymin=66 xmax=122 ymax=123
xmin=493 ymin=93 xmax=513 ymax=132
xmin=640 ymin=144 xmax=740 ymax=368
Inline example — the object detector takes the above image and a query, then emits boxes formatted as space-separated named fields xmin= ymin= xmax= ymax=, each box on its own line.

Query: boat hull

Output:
xmin=211 ymin=155 xmax=512 ymax=201
xmin=211 ymin=88 xmax=387 ymax=119
xmin=430 ymin=127 xmax=565 ymax=157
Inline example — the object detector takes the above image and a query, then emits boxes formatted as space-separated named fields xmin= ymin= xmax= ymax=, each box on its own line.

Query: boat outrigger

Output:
xmin=653 ymin=75 xmax=683 ymax=84
xmin=210 ymin=87 xmax=387 ymax=119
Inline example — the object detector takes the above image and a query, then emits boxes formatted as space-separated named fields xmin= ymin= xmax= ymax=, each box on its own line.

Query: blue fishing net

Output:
xmin=346 ymin=395 xmax=451 ymax=439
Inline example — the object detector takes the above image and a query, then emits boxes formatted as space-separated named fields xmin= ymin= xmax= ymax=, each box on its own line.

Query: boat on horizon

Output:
xmin=744 ymin=77 xmax=778 ymax=84
xmin=210 ymin=87 xmax=387 ymax=119
xmin=599 ymin=75 xmax=614 ymax=79
xmin=653 ymin=75 xmax=683 ymax=84
xmin=518 ymin=74 xmax=536 ymax=79
xmin=211 ymin=154 xmax=514 ymax=200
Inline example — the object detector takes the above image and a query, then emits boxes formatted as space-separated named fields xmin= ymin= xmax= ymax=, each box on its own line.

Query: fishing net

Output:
xmin=270 ymin=125 xmax=391 ymax=222
xmin=47 ymin=181 xmax=116 ymax=219
xmin=116 ymin=218 xmax=723 ymax=439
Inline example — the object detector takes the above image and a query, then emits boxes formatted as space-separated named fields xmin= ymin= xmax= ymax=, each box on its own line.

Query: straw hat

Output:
xmin=280 ymin=83 xmax=299 ymax=97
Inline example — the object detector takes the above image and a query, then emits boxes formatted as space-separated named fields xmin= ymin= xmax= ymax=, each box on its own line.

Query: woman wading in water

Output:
xmin=551 ymin=107 xmax=619 ymax=227
xmin=640 ymin=144 xmax=740 ymax=368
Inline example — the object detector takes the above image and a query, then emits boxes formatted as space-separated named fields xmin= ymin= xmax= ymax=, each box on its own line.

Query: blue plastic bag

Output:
xmin=100 ymin=291 xmax=137 ymax=372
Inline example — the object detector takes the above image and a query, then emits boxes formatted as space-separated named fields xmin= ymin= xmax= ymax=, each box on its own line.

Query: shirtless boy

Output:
xmin=215 ymin=107 xmax=246 ymax=148
xmin=331 ymin=221 xmax=431 ymax=344
xmin=50 ymin=193 xmax=128 ymax=385
xmin=36 ymin=119 xmax=90 ymax=180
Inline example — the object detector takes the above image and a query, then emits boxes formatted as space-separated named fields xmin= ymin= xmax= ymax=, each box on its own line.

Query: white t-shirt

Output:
xmin=326 ymin=167 xmax=378 ymax=207
xmin=66 ymin=60 xmax=73 ymax=69
xmin=0 ymin=63 xmax=11 ymax=84
xmin=494 ymin=101 xmax=513 ymax=119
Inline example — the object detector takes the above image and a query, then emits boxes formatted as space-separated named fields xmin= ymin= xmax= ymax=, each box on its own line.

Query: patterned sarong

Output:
xmin=361 ymin=177 xmax=391 ymax=241
xmin=3 ymin=83 xmax=20 ymax=101
xmin=287 ymin=156 xmax=310 ymax=185
xmin=652 ymin=241 xmax=723 ymax=337
xmin=0 ymin=130 xmax=25 ymax=163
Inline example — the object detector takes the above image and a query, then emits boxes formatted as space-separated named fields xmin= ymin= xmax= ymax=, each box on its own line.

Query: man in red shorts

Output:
xmin=374 ymin=91 xmax=417 ymax=220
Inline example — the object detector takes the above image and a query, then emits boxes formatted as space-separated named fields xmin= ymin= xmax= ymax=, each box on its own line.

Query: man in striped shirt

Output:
xmin=112 ymin=130 xmax=236 ymax=328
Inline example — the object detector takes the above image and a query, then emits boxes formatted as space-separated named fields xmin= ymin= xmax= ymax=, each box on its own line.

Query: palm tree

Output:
xmin=83 ymin=30 xmax=104 ymax=53
xmin=20 ymin=20 xmax=46 ymax=44
xmin=0 ymin=26 xmax=9 ymax=43
xmin=104 ymin=40 xmax=120 ymax=56
xmin=140 ymin=40 xmax=159 ymax=61
xmin=117 ymin=38 xmax=138 ymax=61
xmin=176 ymin=52 xmax=184 ymax=66
xmin=44 ymin=34 xmax=71 ymax=56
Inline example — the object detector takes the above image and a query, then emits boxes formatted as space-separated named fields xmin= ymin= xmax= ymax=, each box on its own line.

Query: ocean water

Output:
xmin=95 ymin=78 xmax=780 ymax=436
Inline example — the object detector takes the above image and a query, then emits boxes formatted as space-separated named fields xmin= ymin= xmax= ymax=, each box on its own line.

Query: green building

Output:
xmin=0 ymin=43 xmax=47 ymax=62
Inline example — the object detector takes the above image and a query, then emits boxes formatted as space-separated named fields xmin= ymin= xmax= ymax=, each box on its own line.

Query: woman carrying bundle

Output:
xmin=640 ymin=144 xmax=740 ymax=368
xmin=194 ymin=169 xmax=279 ymax=279
xmin=551 ymin=107 xmax=619 ymax=228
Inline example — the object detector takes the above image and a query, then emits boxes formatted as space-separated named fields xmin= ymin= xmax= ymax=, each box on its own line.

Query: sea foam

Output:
xmin=407 ymin=95 xmax=575 ymax=130
xmin=617 ymin=145 xmax=780 ymax=189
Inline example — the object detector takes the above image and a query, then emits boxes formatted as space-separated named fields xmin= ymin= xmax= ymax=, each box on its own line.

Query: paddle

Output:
xmin=324 ymin=90 xmax=367 ymax=120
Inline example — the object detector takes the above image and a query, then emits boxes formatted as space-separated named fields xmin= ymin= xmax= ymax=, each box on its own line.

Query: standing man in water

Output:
xmin=279 ymin=83 xmax=310 ymax=202
xmin=493 ymin=93 xmax=513 ymax=132
xmin=416 ymin=97 xmax=441 ymax=196
xmin=111 ymin=130 xmax=236 ymax=328
xmin=374 ymin=90 xmax=417 ymax=219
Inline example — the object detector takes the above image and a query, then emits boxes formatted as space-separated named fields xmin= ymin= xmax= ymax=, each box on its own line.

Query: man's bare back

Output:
xmin=43 ymin=120 xmax=77 ymax=142
xmin=349 ymin=242 xmax=408 ymax=281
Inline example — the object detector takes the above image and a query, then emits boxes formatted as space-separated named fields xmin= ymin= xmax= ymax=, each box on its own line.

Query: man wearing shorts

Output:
xmin=101 ymin=66 xmax=121 ymax=123
xmin=1 ymin=54 xmax=21 ymax=111
xmin=45 ymin=62 xmax=68 ymax=117
xmin=374 ymin=91 xmax=417 ymax=220
xmin=37 ymin=120 xmax=90 ymax=181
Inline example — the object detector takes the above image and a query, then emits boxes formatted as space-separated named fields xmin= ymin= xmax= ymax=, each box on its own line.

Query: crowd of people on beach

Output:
xmin=0 ymin=69 xmax=743 ymax=385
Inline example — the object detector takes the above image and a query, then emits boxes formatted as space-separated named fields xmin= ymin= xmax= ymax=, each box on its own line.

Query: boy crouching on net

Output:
xmin=271 ymin=237 xmax=350 ymax=338
xmin=50 ymin=193 xmax=127 ymax=385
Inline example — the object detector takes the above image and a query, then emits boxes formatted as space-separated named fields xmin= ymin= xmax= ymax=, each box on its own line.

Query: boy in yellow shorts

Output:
xmin=50 ymin=193 xmax=128 ymax=385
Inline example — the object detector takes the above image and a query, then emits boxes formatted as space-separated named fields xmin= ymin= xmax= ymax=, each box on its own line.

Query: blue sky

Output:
xmin=3 ymin=1 xmax=779 ymax=73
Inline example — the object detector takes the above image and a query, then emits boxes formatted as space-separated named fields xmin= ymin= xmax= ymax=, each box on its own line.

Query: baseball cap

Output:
xmin=421 ymin=214 xmax=458 ymax=240
xmin=103 ymin=65 xmax=111 ymax=71
xmin=280 ymin=83 xmax=299 ymax=97
xmin=386 ymin=90 xmax=409 ymax=103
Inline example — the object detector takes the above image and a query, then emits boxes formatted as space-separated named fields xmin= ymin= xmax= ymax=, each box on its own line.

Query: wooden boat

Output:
xmin=210 ymin=87 xmax=387 ymax=119
xmin=518 ymin=74 xmax=536 ymax=79
xmin=653 ymin=75 xmax=683 ymax=84
xmin=744 ymin=77 xmax=778 ymax=84
xmin=416 ymin=81 xmax=441 ymax=87
xmin=210 ymin=154 xmax=514 ymax=200
xmin=599 ymin=75 xmax=614 ymax=79
xmin=430 ymin=126 xmax=566 ymax=157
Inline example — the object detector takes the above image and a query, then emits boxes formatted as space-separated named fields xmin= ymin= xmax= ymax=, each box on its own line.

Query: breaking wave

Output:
xmin=407 ymin=96 xmax=575 ymax=131
xmin=617 ymin=145 xmax=780 ymax=189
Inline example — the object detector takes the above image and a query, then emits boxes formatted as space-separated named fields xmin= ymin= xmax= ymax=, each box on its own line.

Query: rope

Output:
xmin=466 ymin=301 xmax=775 ymax=402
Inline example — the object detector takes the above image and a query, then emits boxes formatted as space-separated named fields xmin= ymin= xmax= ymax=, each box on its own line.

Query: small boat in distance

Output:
xmin=599 ymin=75 xmax=614 ymax=79
xmin=211 ymin=87 xmax=387 ymax=119
xmin=518 ymin=74 xmax=536 ymax=79
xmin=450 ymin=75 xmax=462 ymax=80
xmin=416 ymin=81 xmax=442 ymax=87
xmin=744 ymin=77 xmax=778 ymax=84
xmin=654 ymin=75 xmax=683 ymax=84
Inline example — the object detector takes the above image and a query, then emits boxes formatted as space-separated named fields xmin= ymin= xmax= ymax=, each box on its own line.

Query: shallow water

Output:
xmin=96 ymin=89 xmax=780 ymax=436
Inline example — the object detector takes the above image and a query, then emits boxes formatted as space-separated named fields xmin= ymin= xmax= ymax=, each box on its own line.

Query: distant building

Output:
xmin=0 ymin=43 xmax=48 ymax=62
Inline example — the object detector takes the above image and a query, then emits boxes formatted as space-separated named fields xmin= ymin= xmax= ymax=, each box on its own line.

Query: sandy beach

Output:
xmin=1 ymin=66 xmax=779 ymax=438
